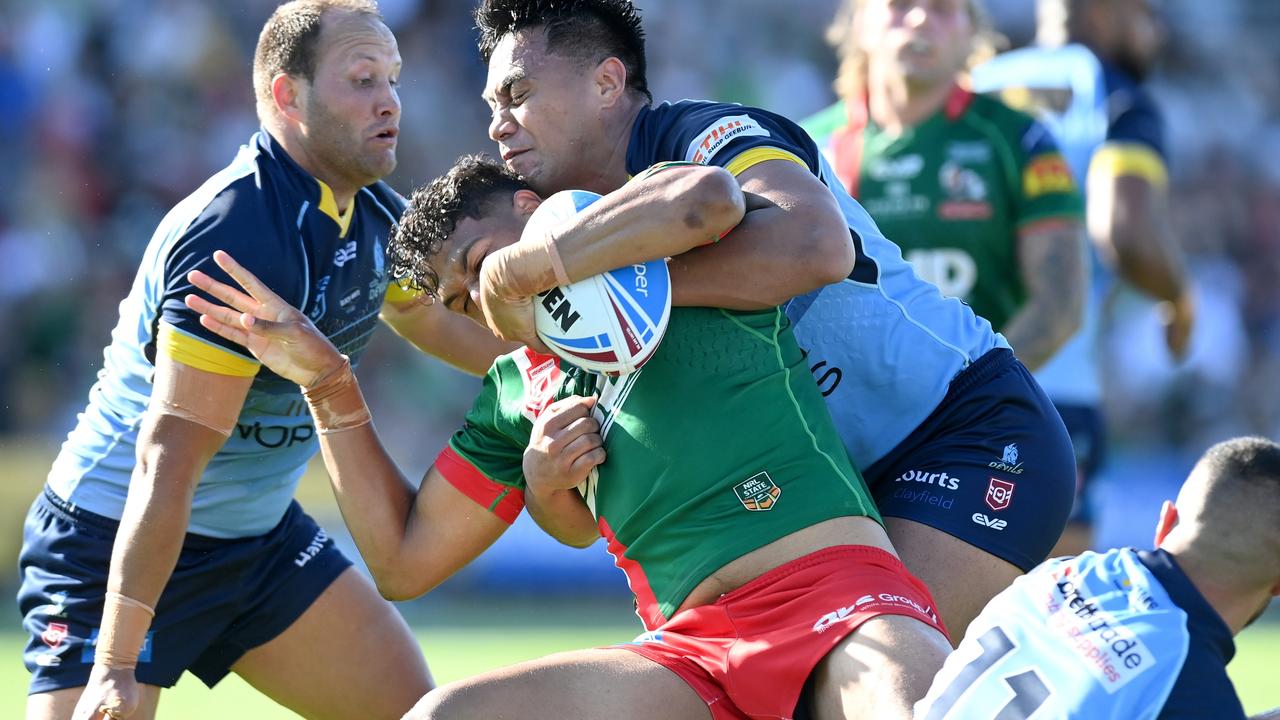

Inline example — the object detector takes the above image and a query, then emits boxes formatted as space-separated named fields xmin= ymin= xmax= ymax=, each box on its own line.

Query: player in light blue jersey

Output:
xmin=971 ymin=0 xmax=1195 ymax=556
xmin=916 ymin=437 xmax=1280 ymax=720
xmin=17 ymin=3 xmax=506 ymax=719
xmin=467 ymin=0 xmax=1078 ymax=640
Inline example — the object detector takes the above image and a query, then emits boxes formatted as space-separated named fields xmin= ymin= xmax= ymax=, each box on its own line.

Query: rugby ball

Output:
xmin=525 ymin=190 xmax=672 ymax=375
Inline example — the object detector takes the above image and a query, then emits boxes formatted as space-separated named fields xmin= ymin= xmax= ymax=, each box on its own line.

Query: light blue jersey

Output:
xmin=916 ymin=548 xmax=1244 ymax=719
xmin=627 ymin=101 xmax=1006 ymax=469
xmin=47 ymin=131 xmax=403 ymax=538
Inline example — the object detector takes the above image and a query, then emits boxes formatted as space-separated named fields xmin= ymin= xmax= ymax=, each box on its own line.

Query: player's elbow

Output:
xmin=668 ymin=166 xmax=746 ymax=243
xmin=800 ymin=213 xmax=856 ymax=287
xmin=369 ymin=562 xmax=438 ymax=602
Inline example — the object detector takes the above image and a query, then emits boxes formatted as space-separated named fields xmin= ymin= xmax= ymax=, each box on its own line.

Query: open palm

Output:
xmin=184 ymin=250 xmax=344 ymax=387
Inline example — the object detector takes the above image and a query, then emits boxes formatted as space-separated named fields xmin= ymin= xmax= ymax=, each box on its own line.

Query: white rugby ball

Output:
xmin=526 ymin=190 xmax=672 ymax=375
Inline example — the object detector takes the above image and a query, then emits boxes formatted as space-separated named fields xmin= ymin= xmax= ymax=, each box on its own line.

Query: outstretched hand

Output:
xmin=184 ymin=250 xmax=344 ymax=388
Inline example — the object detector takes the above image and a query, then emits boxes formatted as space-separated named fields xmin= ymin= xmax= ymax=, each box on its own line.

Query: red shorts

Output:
xmin=614 ymin=545 xmax=947 ymax=720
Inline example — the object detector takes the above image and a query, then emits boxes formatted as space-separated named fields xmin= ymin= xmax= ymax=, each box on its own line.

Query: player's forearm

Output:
xmin=1001 ymin=298 xmax=1079 ymax=371
xmin=1091 ymin=176 xmax=1187 ymax=303
xmin=1005 ymin=222 xmax=1086 ymax=370
xmin=381 ymin=299 xmax=514 ymax=376
xmin=524 ymin=486 xmax=599 ymax=548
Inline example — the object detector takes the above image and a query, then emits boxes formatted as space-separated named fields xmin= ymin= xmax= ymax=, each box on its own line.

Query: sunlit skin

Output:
xmin=435 ymin=191 xmax=543 ymax=325
xmin=273 ymin=10 xmax=403 ymax=209
xmin=860 ymin=0 xmax=974 ymax=92
xmin=484 ymin=30 xmax=641 ymax=196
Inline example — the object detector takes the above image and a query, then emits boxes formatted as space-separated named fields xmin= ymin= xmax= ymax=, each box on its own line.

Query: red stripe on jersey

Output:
xmin=833 ymin=98 xmax=868 ymax=197
xmin=436 ymin=445 xmax=525 ymax=524
xmin=598 ymin=516 xmax=665 ymax=630
xmin=944 ymin=85 xmax=975 ymax=121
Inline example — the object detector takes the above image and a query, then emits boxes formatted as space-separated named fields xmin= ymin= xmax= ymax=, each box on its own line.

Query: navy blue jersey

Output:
xmin=627 ymin=101 xmax=1005 ymax=470
xmin=916 ymin=548 xmax=1244 ymax=719
xmin=48 ymin=130 xmax=404 ymax=537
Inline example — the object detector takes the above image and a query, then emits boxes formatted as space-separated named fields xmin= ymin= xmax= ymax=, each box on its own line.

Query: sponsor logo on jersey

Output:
xmin=985 ymin=477 xmax=1015 ymax=511
xmin=894 ymin=487 xmax=955 ymax=509
xmin=1045 ymin=570 xmax=1157 ymax=692
xmin=233 ymin=420 xmax=315 ymax=449
xmin=971 ymin=512 xmax=1008 ymax=530
xmin=294 ymin=528 xmax=330 ymax=568
xmin=893 ymin=469 xmax=961 ymax=490
xmin=1023 ymin=153 xmax=1076 ymax=198
xmin=946 ymin=141 xmax=993 ymax=164
xmin=734 ymin=471 xmax=781 ymax=511
xmin=339 ymin=286 xmax=362 ymax=310
xmin=813 ymin=592 xmax=937 ymax=633
xmin=864 ymin=181 xmax=931 ymax=217
xmin=905 ymin=248 xmax=978 ymax=298
xmin=867 ymin=153 xmax=925 ymax=181
xmin=41 ymin=622 xmax=69 ymax=649
xmin=988 ymin=443 xmax=1025 ymax=474
xmin=36 ymin=591 xmax=70 ymax=620
xmin=514 ymin=350 xmax=563 ymax=422
xmin=333 ymin=239 xmax=359 ymax=267
xmin=308 ymin=275 xmax=331 ymax=322
xmin=686 ymin=115 xmax=771 ymax=164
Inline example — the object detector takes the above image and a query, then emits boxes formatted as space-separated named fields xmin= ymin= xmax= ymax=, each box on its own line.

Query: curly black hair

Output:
xmin=389 ymin=154 xmax=531 ymax=299
xmin=475 ymin=0 xmax=651 ymax=103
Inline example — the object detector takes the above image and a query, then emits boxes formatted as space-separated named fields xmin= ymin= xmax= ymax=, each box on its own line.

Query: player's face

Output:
xmin=434 ymin=197 xmax=535 ymax=324
xmin=861 ymin=0 xmax=974 ymax=87
xmin=1114 ymin=0 xmax=1165 ymax=79
xmin=484 ymin=30 xmax=604 ymax=195
xmin=301 ymin=12 xmax=402 ymax=187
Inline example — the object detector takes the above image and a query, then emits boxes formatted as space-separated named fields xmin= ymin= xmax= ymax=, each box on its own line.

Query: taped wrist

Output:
xmin=303 ymin=356 xmax=372 ymax=434
xmin=95 ymin=592 xmax=155 ymax=670
xmin=485 ymin=233 xmax=570 ymax=300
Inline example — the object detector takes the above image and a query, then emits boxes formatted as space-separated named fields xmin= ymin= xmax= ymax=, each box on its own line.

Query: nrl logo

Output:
xmin=734 ymin=471 xmax=781 ymax=511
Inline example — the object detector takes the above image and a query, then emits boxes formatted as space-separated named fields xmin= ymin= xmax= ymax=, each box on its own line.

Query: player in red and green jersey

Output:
xmin=184 ymin=156 xmax=953 ymax=719
xmin=804 ymin=0 xmax=1087 ymax=371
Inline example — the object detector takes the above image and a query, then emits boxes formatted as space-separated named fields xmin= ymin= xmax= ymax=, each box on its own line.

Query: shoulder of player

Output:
xmin=359 ymin=180 xmax=408 ymax=224
xmin=964 ymin=93 xmax=1064 ymax=160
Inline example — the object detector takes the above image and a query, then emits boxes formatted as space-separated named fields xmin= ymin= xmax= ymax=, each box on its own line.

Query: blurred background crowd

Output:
xmin=1 ymin=0 xmax=1279 ymax=584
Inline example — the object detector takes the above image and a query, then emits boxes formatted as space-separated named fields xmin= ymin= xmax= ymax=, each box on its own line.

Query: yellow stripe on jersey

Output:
xmin=384 ymin=279 xmax=423 ymax=305
xmin=158 ymin=323 xmax=260 ymax=377
xmin=724 ymin=147 xmax=806 ymax=177
xmin=1089 ymin=143 xmax=1169 ymax=188
xmin=316 ymin=179 xmax=357 ymax=238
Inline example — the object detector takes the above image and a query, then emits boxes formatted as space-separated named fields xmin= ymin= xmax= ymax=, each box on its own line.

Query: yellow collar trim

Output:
xmin=316 ymin=180 xmax=356 ymax=238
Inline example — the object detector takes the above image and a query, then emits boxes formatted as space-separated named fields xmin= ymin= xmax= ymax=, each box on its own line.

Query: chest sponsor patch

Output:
xmin=734 ymin=471 xmax=781 ymax=511
xmin=686 ymin=115 xmax=771 ymax=165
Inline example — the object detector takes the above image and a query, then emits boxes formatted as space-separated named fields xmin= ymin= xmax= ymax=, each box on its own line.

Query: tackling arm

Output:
xmin=381 ymin=295 xmax=516 ymax=376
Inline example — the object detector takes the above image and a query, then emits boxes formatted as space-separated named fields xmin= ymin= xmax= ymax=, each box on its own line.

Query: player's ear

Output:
xmin=1153 ymin=500 xmax=1178 ymax=547
xmin=512 ymin=189 xmax=543 ymax=219
xmin=594 ymin=57 xmax=627 ymax=107
xmin=272 ymin=73 xmax=305 ymax=123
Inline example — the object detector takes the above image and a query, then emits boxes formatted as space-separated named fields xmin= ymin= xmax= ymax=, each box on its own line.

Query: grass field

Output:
xmin=4 ymin=621 xmax=1278 ymax=717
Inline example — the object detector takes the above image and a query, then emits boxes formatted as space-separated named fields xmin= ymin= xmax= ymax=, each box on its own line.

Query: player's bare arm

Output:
xmin=73 ymin=358 xmax=252 ymax=720
xmin=1000 ymin=220 xmax=1086 ymax=371
xmin=380 ymin=295 xmax=517 ymax=376
xmin=185 ymin=252 xmax=511 ymax=600
xmin=521 ymin=396 xmax=605 ymax=548
xmin=664 ymin=159 xmax=855 ymax=310
xmin=1088 ymin=165 xmax=1194 ymax=358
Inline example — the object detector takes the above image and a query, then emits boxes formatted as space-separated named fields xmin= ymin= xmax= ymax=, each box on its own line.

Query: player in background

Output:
xmin=971 ymin=0 xmax=1195 ymax=556
xmin=470 ymin=0 xmax=1077 ymax=639
xmin=17 ymin=3 xmax=504 ymax=719
xmin=915 ymin=436 xmax=1280 ymax=720
xmin=186 ymin=156 xmax=953 ymax=719
xmin=803 ymin=0 xmax=1086 ymax=372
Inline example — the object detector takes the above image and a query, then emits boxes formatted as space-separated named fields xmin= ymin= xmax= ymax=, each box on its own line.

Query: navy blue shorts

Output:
xmin=17 ymin=486 xmax=351 ymax=694
xmin=864 ymin=349 xmax=1076 ymax=571
xmin=1053 ymin=402 xmax=1107 ymax=525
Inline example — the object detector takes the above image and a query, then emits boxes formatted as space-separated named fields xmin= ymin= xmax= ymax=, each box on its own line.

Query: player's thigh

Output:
xmin=884 ymin=517 xmax=1022 ymax=642
xmin=407 ymin=647 xmax=711 ymax=720
xmin=25 ymin=685 xmax=162 ymax=720
xmin=230 ymin=567 xmax=431 ymax=720
xmin=808 ymin=614 xmax=951 ymax=720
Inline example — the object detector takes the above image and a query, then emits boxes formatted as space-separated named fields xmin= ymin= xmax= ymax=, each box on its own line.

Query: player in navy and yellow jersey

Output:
xmin=971 ymin=0 xmax=1195 ymax=556
xmin=467 ymin=0 xmax=1077 ymax=641
xmin=17 ymin=3 xmax=506 ymax=720
xmin=917 ymin=437 xmax=1280 ymax=720
xmin=803 ymin=0 xmax=1087 ymax=372
xmin=184 ymin=155 xmax=953 ymax=720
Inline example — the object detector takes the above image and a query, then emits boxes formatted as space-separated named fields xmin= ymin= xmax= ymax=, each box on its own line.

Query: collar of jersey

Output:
xmin=1138 ymin=548 xmax=1236 ymax=662
xmin=258 ymin=130 xmax=356 ymax=238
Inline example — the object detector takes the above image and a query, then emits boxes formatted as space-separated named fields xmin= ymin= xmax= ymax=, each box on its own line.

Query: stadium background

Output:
xmin=1 ymin=0 xmax=1277 ymax=715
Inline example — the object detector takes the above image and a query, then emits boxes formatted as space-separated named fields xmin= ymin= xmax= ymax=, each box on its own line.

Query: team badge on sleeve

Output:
xmin=734 ymin=471 xmax=782 ymax=511
xmin=1023 ymin=154 xmax=1076 ymax=198
xmin=686 ymin=115 xmax=771 ymax=164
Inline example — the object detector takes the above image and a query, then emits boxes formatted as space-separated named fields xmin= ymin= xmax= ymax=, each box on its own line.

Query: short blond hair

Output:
xmin=827 ymin=0 xmax=1005 ymax=100
xmin=252 ymin=0 xmax=383 ymax=122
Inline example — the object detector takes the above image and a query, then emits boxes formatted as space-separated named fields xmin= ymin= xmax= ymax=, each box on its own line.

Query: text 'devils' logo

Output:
xmin=985 ymin=477 xmax=1015 ymax=511
xmin=735 ymin=472 xmax=781 ymax=511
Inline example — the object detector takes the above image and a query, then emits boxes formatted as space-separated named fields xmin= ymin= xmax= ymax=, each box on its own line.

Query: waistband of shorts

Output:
xmin=945 ymin=347 xmax=1016 ymax=399
xmin=40 ymin=485 xmax=244 ymax=551
xmin=716 ymin=545 xmax=904 ymax=606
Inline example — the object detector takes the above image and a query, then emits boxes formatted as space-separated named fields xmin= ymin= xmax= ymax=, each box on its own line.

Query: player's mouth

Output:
xmin=371 ymin=127 xmax=399 ymax=145
xmin=501 ymin=148 xmax=530 ymax=162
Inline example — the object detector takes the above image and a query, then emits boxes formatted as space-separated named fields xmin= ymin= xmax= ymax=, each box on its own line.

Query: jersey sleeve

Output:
xmin=155 ymin=187 xmax=306 ymax=376
xmin=629 ymin=101 xmax=823 ymax=179
xmin=1015 ymin=118 xmax=1085 ymax=230
xmin=1093 ymin=84 xmax=1169 ymax=187
xmin=438 ymin=362 xmax=530 ymax=524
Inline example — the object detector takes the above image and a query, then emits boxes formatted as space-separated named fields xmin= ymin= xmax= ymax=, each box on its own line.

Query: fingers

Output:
xmin=196 ymin=312 xmax=253 ymax=348
xmin=212 ymin=250 xmax=285 ymax=305
xmin=537 ymin=395 xmax=599 ymax=434
xmin=562 ymin=432 xmax=606 ymax=473
xmin=185 ymin=292 xmax=250 ymax=328
xmin=187 ymin=268 xmax=259 ymax=314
